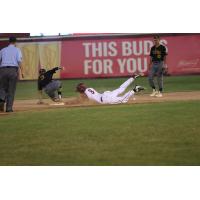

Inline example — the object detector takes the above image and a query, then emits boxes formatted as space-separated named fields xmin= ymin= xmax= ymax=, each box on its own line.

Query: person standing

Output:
xmin=148 ymin=35 xmax=167 ymax=97
xmin=0 ymin=36 xmax=24 ymax=112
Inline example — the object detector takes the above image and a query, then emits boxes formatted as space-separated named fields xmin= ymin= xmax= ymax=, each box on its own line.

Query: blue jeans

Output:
xmin=148 ymin=61 xmax=164 ymax=91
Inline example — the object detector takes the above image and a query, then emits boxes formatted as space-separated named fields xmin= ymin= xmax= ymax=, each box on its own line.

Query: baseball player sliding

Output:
xmin=76 ymin=74 xmax=144 ymax=104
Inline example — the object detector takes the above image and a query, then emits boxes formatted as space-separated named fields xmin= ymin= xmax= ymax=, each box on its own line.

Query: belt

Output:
xmin=0 ymin=66 xmax=18 ymax=69
xmin=100 ymin=96 xmax=103 ymax=102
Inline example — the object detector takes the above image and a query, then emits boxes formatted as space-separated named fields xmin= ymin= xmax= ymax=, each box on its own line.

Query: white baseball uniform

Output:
xmin=84 ymin=77 xmax=135 ymax=104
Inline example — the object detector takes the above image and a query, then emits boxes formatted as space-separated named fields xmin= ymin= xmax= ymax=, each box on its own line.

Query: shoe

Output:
xmin=155 ymin=91 xmax=163 ymax=97
xmin=58 ymin=94 xmax=62 ymax=100
xmin=6 ymin=109 xmax=13 ymax=113
xmin=52 ymin=98 xmax=62 ymax=102
xmin=133 ymin=85 xmax=145 ymax=92
xmin=150 ymin=89 xmax=158 ymax=97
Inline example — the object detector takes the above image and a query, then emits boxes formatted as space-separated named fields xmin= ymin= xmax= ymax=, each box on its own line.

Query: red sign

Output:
xmin=60 ymin=35 xmax=200 ymax=78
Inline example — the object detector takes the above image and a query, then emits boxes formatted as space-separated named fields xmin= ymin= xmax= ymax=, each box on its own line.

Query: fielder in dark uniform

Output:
xmin=0 ymin=36 xmax=24 ymax=112
xmin=37 ymin=67 xmax=63 ymax=104
xmin=148 ymin=35 xmax=168 ymax=97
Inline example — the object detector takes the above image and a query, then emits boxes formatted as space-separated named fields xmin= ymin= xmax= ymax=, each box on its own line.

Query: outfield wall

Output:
xmin=1 ymin=34 xmax=200 ymax=80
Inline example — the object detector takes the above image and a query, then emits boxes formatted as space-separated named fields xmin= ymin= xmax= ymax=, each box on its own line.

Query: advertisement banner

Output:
xmin=60 ymin=35 xmax=200 ymax=78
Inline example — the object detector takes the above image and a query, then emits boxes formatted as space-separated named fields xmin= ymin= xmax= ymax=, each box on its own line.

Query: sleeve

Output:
xmin=162 ymin=46 xmax=167 ymax=56
xmin=51 ymin=67 xmax=59 ymax=73
xmin=46 ymin=67 xmax=59 ymax=75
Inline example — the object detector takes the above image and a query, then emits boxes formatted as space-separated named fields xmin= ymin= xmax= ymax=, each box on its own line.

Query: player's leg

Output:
xmin=110 ymin=90 xmax=135 ymax=104
xmin=148 ymin=63 xmax=158 ymax=96
xmin=111 ymin=77 xmax=134 ymax=96
xmin=156 ymin=62 xmax=164 ymax=97
xmin=0 ymin=69 xmax=7 ymax=112
xmin=57 ymin=81 xmax=62 ymax=100
xmin=44 ymin=82 xmax=58 ymax=101
xmin=5 ymin=68 xmax=18 ymax=112
xmin=45 ymin=80 xmax=63 ymax=102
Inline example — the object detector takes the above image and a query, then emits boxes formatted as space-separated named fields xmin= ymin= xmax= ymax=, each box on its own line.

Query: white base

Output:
xmin=49 ymin=102 xmax=65 ymax=106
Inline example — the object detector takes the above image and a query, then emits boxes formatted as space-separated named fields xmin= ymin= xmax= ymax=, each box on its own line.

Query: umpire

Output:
xmin=0 ymin=36 xmax=23 ymax=112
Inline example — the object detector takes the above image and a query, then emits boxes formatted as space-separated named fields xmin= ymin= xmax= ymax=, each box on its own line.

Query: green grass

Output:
xmin=15 ymin=75 xmax=200 ymax=100
xmin=0 ymin=101 xmax=200 ymax=165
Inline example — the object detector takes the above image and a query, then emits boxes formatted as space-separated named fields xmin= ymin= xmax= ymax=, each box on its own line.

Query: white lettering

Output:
xmin=122 ymin=42 xmax=132 ymax=56
xmin=84 ymin=60 xmax=92 ymax=74
xmin=132 ymin=41 xmax=143 ymax=56
xmin=137 ymin=57 xmax=148 ymax=72
xmin=117 ymin=59 xmax=127 ymax=73
xmin=92 ymin=43 xmax=103 ymax=57
xmin=117 ymin=57 xmax=148 ymax=73
xmin=103 ymin=59 xmax=113 ymax=74
xmin=108 ymin=42 xmax=117 ymax=56
xmin=144 ymin=40 xmax=153 ymax=55
xmin=127 ymin=58 xmax=137 ymax=73
xmin=84 ymin=59 xmax=113 ymax=75
xmin=82 ymin=43 xmax=92 ymax=58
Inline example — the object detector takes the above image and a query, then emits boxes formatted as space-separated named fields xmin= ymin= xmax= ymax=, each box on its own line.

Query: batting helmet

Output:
xmin=76 ymin=83 xmax=86 ymax=93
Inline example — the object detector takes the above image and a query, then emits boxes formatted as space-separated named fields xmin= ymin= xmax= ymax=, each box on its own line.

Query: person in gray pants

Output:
xmin=148 ymin=35 xmax=168 ymax=97
xmin=37 ymin=67 xmax=63 ymax=104
xmin=0 ymin=37 xmax=24 ymax=112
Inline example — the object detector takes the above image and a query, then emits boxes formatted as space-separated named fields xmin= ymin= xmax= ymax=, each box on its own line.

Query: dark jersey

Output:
xmin=150 ymin=45 xmax=167 ymax=62
xmin=38 ymin=67 xmax=59 ymax=90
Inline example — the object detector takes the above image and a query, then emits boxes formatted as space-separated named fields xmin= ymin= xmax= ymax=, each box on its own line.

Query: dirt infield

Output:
xmin=0 ymin=91 xmax=200 ymax=114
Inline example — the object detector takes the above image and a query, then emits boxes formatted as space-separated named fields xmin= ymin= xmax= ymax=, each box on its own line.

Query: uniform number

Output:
xmin=88 ymin=89 xmax=95 ymax=94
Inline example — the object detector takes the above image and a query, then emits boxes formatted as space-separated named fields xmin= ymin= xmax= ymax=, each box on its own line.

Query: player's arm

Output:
xmin=17 ymin=49 xmax=24 ymax=78
xmin=49 ymin=67 xmax=63 ymax=74
xmin=148 ymin=58 xmax=152 ymax=69
xmin=18 ymin=62 xmax=24 ymax=78
xmin=163 ymin=46 xmax=167 ymax=69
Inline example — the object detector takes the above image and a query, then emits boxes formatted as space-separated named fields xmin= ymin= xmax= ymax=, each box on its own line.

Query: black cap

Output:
xmin=9 ymin=36 xmax=17 ymax=43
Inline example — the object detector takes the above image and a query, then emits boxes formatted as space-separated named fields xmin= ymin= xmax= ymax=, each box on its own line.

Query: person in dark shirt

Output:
xmin=37 ymin=67 xmax=63 ymax=104
xmin=148 ymin=35 xmax=168 ymax=97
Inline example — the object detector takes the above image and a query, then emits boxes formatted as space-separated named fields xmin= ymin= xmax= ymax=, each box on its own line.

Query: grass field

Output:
xmin=0 ymin=75 xmax=200 ymax=165
xmin=15 ymin=75 xmax=200 ymax=99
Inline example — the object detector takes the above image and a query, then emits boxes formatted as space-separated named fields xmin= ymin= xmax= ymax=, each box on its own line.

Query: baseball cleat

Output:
xmin=133 ymin=85 xmax=145 ymax=92
xmin=58 ymin=94 xmax=62 ymax=100
xmin=150 ymin=89 xmax=158 ymax=97
xmin=52 ymin=97 xmax=62 ymax=102
xmin=155 ymin=91 xmax=163 ymax=97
